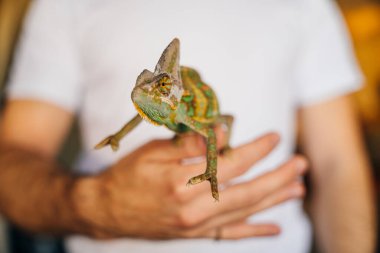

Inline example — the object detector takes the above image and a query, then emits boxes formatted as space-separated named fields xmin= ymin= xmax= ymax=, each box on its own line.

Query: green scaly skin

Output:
xmin=95 ymin=38 xmax=233 ymax=201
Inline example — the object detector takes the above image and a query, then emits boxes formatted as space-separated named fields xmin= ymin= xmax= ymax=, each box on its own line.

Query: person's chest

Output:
xmin=75 ymin=0 xmax=304 ymax=169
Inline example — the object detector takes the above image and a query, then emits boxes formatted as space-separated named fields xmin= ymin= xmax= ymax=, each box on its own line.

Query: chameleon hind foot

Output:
xmin=187 ymin=173 xmax=219 ymax=201
xmin=94 ymin=135 xmax=120 ymax=151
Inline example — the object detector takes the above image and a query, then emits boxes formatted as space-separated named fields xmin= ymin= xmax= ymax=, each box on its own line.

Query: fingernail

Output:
xmin=290 ymin=186 xmax=304 ymax=197
xmin=296 ymin=158 xmax=308 ymax=174
xmin=270 ymin=133 xmax=280 ymax=145
xmin=272 ymin=226 xmax=281 ymax=234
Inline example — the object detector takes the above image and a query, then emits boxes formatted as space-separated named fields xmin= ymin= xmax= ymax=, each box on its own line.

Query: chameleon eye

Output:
xmin=159 ymin=82 xmax=172 ymax=96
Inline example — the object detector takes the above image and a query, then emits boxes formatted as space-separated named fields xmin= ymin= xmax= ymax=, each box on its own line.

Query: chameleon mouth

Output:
xmin=160 ymin=97 xmax=176 ymax=110
xmin=133 ymin=102 xmax=160 ymax=126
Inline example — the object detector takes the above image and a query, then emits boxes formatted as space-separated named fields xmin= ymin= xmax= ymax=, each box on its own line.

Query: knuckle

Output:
xmin=171 ymin=185 xmax=188 ymax=204
xmin=183 ymin=137 xmax=205 ymax=156
xmin=175 ymin=208 xmax=197 ymax=228
xmin=167 ymin=175 xmax=188 ymax=204
xmin=146 ymin=139 xmax=169 ymax=150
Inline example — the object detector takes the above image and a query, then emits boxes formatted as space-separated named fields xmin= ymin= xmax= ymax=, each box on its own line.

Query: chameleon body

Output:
xmin=95 ymin=38 xmax=233 ymax=201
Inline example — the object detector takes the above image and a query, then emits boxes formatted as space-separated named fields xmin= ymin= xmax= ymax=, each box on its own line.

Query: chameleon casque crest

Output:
xmin=95 ymin=38 xmax=233 ymax=201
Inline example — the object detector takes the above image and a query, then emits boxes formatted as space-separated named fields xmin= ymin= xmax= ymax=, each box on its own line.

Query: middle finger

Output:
xmin=176 ymin=156 xmax=308 ymax=227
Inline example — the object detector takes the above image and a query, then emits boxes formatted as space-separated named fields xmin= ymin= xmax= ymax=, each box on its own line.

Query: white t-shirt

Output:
xmin=7 ymin=0 xmax=362 ymax=252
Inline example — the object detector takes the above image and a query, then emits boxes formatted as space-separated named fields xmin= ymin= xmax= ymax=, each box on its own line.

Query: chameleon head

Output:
xmin=131 ymin=73 xmax=183 ymax=125
xmin=132 ymin=38 xmax=183 ymax=125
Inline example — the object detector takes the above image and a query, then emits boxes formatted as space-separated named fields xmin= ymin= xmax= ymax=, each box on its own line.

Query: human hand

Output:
xmin=72 ymin=132 xmax=308 ymax=240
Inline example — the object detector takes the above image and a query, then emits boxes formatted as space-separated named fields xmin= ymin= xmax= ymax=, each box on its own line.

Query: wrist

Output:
xmin=69 ymin=175 xmax=107 ymax=237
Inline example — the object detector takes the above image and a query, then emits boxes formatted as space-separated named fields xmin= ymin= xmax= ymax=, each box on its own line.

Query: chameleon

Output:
xmin=95 ymin=38 xmax=233 ymax=201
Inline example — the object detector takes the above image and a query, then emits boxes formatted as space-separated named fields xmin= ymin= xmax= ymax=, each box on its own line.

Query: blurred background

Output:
xmin=0 ymin=0 xmax=379 ymax=252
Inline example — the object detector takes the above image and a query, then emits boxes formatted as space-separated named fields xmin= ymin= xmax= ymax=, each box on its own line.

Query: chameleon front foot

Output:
xmin=94 ymin=135 xmax=120 ymax=151
xmin=187 ymin=173 xmax=219 ymax=201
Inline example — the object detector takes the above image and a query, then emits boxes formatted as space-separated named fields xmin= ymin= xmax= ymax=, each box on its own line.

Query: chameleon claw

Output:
xmin=187 ymin=173 xmax=211 ymax=185
xmin=213 ymin=191 xmax=219 ymax=202
xmin=210 ymin=176 xmax=219 ymax=202
xmin=187 ymin=173 xmax=219 ymax=201
xmin=94 ymin=135 xmax=120 ymax=151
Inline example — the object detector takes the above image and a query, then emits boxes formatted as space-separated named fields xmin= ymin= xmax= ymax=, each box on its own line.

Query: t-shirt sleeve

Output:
xmin=6 ymin=0 xmax=82 ymax=112
xmin=294 ymin=0 xmax=363 ymax=106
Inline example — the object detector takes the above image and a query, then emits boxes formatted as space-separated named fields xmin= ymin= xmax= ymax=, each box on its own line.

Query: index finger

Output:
xmin=218 ymin=132 xmax=280 ymax=182
xmin=178 ymin=156 xmax=308 ymax=227
xmin=173 ymin=132 xmax=280 ymax=199
xmin=182 ymin=132 xmax=280 ymax=183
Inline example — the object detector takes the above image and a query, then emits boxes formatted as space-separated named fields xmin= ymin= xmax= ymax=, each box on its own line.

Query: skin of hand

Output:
xmin=299 ymin=95 xmax=376 ymax=253
xmin=73 ymin=132 xmax=308 ymax=239
xmin=0 ymin=100 xmax=308 ymax=239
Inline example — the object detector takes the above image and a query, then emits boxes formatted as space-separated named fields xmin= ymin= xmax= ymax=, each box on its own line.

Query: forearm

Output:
xmin=0 ymin=144 xmax=88 ymax=235
xmin=310 ymin=156 xmax=376 ymax=253
xmin=299 ymin=96 xmax=377 ymax=252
